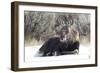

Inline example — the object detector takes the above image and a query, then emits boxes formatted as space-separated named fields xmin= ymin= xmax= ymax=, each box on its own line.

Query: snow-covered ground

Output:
xmin=25 ymin=44 xmax=91 ymax=62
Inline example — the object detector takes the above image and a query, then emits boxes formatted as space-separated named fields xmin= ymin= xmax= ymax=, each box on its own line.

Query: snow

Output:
xmin=25 ymin=44 xmax=91 ymax=62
